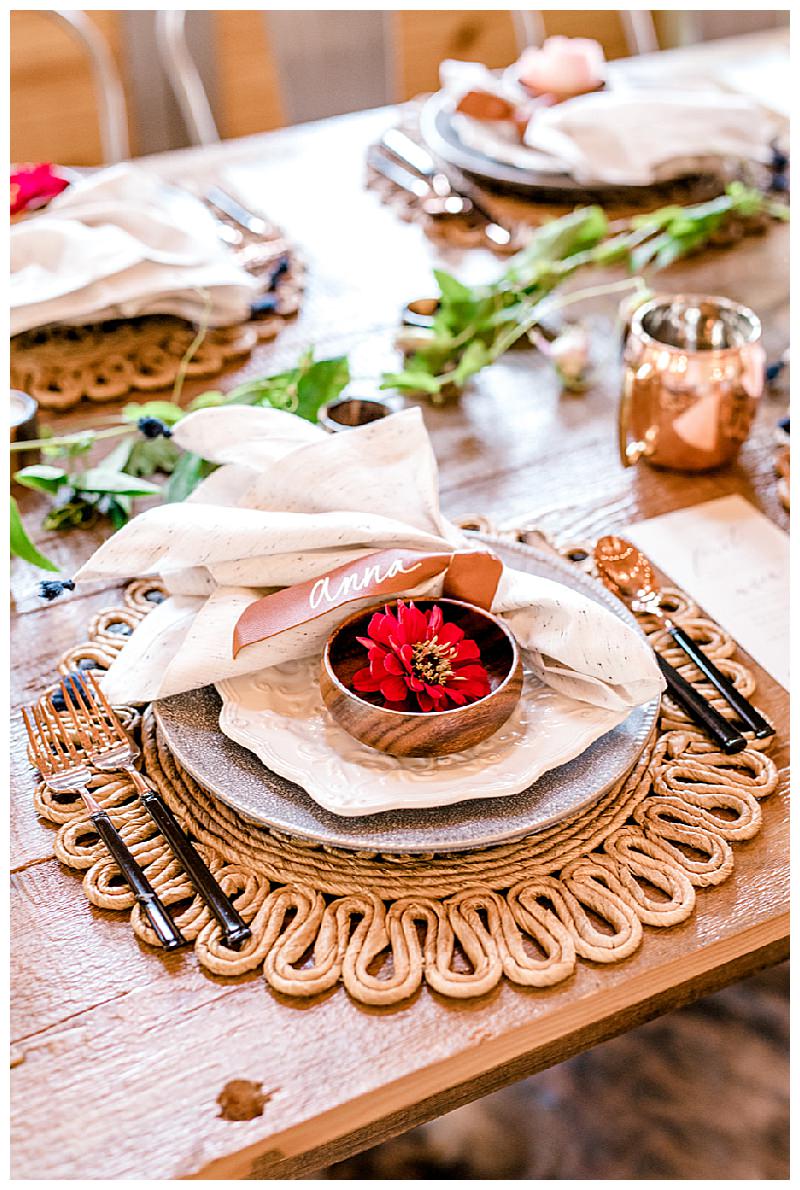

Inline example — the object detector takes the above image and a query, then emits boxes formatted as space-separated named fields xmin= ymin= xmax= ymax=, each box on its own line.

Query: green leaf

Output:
xmin=294 ymin=356 xmax=350 ymax=421
xmin=188 ymin=389 xmax=227 ymax=411
xmin=657 ymin=230 xmax=711 ymax=269
xmin=40 ymin=429 xmax=96 ymax=459
xmin=505 ymin=206 xmax=608 ymax=285
xmin=165 ymin=451 xmax=216 ymax=503
xmin=380 ymin=370 xmax=442 ymax=395
xmin=122 ymin=399 xmax=185 ymax=425
xmin=631 ymin=206 xmax=686 ymax=231
xmin=433 ymin=269 xmax=474 ymax=305
xmin=13 ymin=464 xmax=69 ymax=494
xmin=43 ymin=494 xmax=97 ymax=531
xmin=9 ymin=496 xmax=58 ymax=570
xmin=451 ymin=340 xmax=490 ymax=386
xmin=630 ymin=233 xmax=670 ymax=274
xmin=105 ymin=495 xmax=132 ymax=530
xmin=73 ymin=469 xmax=162 ymax=497
xmin=99 ymin=438 xmax=136 ymax=475
xmin=124 ymin=436 xmax=181 ymax=478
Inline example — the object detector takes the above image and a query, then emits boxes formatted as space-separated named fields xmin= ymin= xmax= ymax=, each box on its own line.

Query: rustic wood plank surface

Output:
xmin=11 ymin=33 xmax=789 ymax=1180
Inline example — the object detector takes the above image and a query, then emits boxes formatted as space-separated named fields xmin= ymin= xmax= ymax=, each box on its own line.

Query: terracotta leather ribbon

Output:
xmin=232 ymin=547 xmax=503 ymax=658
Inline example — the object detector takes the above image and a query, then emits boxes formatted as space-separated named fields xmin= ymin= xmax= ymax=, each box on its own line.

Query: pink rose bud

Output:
xmin=517 ymin=36 xmax=606 ymax=97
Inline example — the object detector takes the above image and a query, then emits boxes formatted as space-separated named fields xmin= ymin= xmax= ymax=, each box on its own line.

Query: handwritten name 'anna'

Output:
xmin=309 ymin=557 xmax=423 ymax=610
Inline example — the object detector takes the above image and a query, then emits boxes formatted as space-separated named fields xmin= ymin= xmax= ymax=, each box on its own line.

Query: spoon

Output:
xmin=595 ymin=536 xmax=773 ymax=741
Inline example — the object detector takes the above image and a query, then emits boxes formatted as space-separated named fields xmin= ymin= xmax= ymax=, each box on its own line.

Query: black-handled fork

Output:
xmin=61 ymin=672 xmax=251 ymax=950
xmin=22 ymin=700 xmax=186 ymax=951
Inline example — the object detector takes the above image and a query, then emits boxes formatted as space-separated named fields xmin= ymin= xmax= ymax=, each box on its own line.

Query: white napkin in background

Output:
xmin=73 ymin=407 xmax=663 ymax=713
xmin=438 ymin=58 xmax=780 ymax=185
xmin=10 ymin=164 xmax=258 ymax=335
xmin=522 ymin=89 xmax=777 ymax=185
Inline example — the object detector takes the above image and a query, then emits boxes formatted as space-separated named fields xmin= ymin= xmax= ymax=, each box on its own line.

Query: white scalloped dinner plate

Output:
xmin=216 ymin=657 xmax=629 ymax=816
xmin=151 ymin=545 xmax=657 ymax=842
xmin=154 ymin=540 xmax=659 ymax=851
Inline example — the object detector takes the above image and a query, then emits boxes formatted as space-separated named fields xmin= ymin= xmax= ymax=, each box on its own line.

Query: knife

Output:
xmin=206 ymin=186 xmax=268 ymax=237
xmin=380 ymin=128 xmax=512 ymax=246
xmin=655 ymin=654 xmax=747 ymax=754
xmin=368 ymin=147 xmax=433 ymax=201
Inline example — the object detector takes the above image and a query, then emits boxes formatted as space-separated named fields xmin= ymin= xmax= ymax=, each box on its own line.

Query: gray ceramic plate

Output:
xmin=154 ymin=538 xmax=659 ymax=854
xmin=418 ymin=89 xmax=708 ymax=201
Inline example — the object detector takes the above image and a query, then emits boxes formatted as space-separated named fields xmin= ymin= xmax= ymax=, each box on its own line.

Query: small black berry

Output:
xmin=137 ymin=417 xmax=173 ymax=439
xmin=39 ymin=579 xmax=76 ymax=601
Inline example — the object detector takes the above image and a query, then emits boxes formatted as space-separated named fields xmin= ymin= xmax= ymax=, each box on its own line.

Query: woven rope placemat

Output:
xmin=366 ymin=103 xmax=732 ymax=256
xmin=10 ymin=206 xmax=304 ymax=411
xmin=32 ymin=553 xmax=778 ymax=1007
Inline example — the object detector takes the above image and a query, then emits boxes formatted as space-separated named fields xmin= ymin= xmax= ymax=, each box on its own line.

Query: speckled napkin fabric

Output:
xmin=11 ymin=164 xmax=258 ymax=335
xmin=74 ymin=407 xmax=663 ymax=711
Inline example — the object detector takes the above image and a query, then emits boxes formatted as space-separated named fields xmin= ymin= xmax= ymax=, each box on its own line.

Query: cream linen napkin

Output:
xmin=522 ymin=89 xmax=777 ymax=185
xmin=10 ymin=164 xmax=258 ymax=335
xmin=74 ymin=407 xmax=663 ymax=712
xmin=439 ymin=59 xmax=779 ymax=185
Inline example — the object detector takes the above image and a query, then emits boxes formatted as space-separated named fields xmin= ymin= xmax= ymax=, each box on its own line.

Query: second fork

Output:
xmin=63 ymin=672 xmax=251 ymax=950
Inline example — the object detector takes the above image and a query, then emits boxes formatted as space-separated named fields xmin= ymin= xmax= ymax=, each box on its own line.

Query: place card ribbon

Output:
xmin=232 ymin=548 xmax=503 ymax=657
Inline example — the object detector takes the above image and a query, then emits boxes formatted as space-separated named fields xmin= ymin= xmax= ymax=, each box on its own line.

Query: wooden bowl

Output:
xmin=320 ymin=598 xmax=523 ymax=758
xmin=318 ymin=396 xmax=392 ymax=432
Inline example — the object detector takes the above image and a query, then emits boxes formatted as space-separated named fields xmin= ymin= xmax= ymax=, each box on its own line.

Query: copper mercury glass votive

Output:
xmin=620 ymin=294 xmax=765 ymax=472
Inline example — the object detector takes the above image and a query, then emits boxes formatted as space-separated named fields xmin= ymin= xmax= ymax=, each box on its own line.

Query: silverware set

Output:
xmin=23 ymin=672 xmax=251 ymax=951
xmin=595 ymin=536 xmax=774 ymax=754
xmin=369 ymin=128 xmax=513 ymax=247
xmin=200 ymin=185 xmax=292 ymax=319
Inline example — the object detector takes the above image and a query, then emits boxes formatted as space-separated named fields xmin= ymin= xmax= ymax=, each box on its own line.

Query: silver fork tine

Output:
xmin=85 ymin=670 xmax=128 ymax=743
xmin=46 ymin=693 xmax=81 ymax=760
xmin=60 ymin=677 xmax=97 ymax=752
xmin=21 ymin=706 xmax=48 ymax=773
xmin=32 ymin=701 xmax=67 ymax=771
xmin=22 ymin=694 xmax=186 ymax=951
xmin=65 ymin=674 xmax=114 ymax=748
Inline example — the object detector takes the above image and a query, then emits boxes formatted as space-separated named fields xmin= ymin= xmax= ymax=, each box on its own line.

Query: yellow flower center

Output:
xmin=410 ymin=638 xmax=457 ymax=685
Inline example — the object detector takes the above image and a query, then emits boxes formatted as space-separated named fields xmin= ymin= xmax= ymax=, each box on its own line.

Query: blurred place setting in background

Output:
xmin=10 ymin=7 xmax=789 ymax=1183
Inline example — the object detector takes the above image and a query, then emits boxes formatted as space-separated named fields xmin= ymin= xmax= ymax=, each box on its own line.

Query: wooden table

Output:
xmin=11 ymin=32 xmax=789 ymax=1180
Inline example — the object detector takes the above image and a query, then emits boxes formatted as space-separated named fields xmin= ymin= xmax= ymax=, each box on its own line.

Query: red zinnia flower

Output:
xmin=352 ymin=601 xmax=491 ymax=713
xmin=11 ymin=163 xmax=69 ymax=218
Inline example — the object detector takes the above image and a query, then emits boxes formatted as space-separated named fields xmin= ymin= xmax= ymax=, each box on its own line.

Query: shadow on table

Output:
xmin=318 ymin=963 xmax=789 ymax=1180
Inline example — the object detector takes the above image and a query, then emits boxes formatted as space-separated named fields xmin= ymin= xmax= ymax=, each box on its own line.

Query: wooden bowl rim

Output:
xmin=322 ymin=597 xmax=521 ymax=719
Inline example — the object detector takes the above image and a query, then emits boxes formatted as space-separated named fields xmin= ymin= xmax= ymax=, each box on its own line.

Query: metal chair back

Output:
xmin=49 ymin=10 xmax=129 ymax=162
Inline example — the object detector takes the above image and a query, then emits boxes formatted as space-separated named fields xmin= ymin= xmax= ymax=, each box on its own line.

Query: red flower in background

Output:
xmin=11 ymin=163 xmax=69 ymax=217
xmin=352 ymin=601 xmax=491 ymax=713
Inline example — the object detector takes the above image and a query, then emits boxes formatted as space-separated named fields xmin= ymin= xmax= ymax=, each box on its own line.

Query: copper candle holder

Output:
xmin=10 ymin=389 xmax=39 ymax=470
xmin=620 ymin=294 xmax=764 ymax=472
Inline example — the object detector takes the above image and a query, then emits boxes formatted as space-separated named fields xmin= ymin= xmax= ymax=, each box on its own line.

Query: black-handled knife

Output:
xmin=666 ymin=624 xmax=774 ymax=739
xmin=656 ymin=654 xmax=747 ymax=754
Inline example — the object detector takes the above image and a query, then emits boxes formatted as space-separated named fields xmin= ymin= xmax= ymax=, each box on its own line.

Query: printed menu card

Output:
xmin=627 ymin=495 xmax=789 ymax=690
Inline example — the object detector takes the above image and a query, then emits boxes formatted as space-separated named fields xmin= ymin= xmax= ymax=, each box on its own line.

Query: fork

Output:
xmin=63 ymin=672 xmax=251 ymax=949
xmin=22 ymin=698 xmax=186 ymax=951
